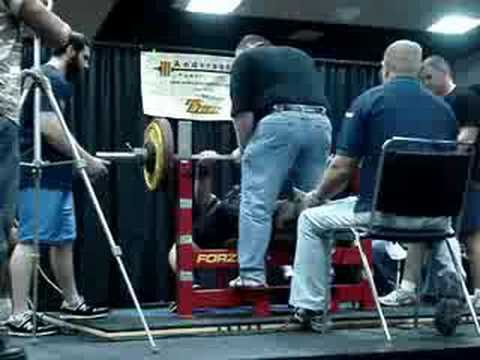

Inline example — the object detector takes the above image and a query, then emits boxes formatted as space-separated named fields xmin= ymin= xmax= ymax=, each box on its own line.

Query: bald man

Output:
xmin=288 ymin=40 xmax=461 ymax=335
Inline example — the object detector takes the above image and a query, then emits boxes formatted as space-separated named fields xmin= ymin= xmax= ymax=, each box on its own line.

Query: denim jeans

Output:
xmin=0 ymin=119 xmax=19 ymax=265
xmin=238 ymin=110 xmax=332 ymax=282
xmin=289 ymin=196 xmax=462 ymax=311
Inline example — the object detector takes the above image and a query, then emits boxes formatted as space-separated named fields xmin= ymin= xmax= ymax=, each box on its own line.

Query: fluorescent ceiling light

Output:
xmin=428 ymin=15 xmax=480 ymax=34
xmin=186 ymin=0 xmax=242 ymax=14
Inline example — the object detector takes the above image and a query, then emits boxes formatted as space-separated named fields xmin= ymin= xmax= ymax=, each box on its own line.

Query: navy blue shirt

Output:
xmin=20 ymin=64 xmax=74 ymax=190
xmin=336 ymin=76 xmax=457 ymax=212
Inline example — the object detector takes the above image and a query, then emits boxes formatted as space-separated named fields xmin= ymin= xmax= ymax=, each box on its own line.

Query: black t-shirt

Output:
xmin=230 ymin=46 xmax=330 ymax=123
xmin=445 ymin=86 xmax=480 ymax=181
xmin=20 ymin=64 xmax=74 ymax=190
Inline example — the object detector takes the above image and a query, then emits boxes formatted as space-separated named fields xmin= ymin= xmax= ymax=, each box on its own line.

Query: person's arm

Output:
xmin=305 ymin=94 xmax=368 ymax=208
xmin=456 ymin=89 xmax=480 ymax=144
xmin=307 ymin=155 xmax=359 ymax=206
xmin=230 ymin=53 xmax=255 ymax=152
xmin=8 ymin=0 xmax=72 ymax=47
xmin=40 ymin=116 xmax=108 ymax=178
xmin=458 ymin=126 xmax=479 ymax=144
xmin=233 ymin=111 xmax=254 ymax=151
xmin=41 ymin=117 xmax=96 ymax=162
xmin=194 ymin=151 xmax=217 ymax=213
xmin=38 ymin=75 xmax=107 ymax=176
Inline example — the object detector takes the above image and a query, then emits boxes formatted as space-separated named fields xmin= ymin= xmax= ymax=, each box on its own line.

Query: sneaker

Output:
xmin=289 ymin=307 xmax=326 ymax=333
xmin=470 ymin=290 xmax=480 ymax=309
xmin=379 ymin=288 xmax=416 ymax=306
xmin=228 ymin=276 xmax=266 ymax=288
xmin=434 ymin=271 xmax=465 ymax=336
xmin=59 ymin=299 xmax=109 ymax=320
xmin=6 ymin=312 xmax=57 ymax=337
xmin=0 ymin=338 xmax=26 ymax=360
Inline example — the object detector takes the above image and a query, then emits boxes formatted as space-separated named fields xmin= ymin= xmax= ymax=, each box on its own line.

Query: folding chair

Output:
xmin=330 ymin=137 xmax=480 ymax=341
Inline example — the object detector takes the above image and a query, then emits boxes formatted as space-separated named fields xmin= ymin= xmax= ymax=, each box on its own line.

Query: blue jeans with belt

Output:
xmin=0 ymin=119 xmax=19 ymax=265
xmin=238 ymin=109 xmax=332 ymax=282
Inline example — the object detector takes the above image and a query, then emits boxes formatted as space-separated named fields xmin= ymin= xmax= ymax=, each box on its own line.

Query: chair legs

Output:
xmin=353 ymin=230 xmax=392 ymax=341
xmin=445 ymin=239 xmax=480 ymax=335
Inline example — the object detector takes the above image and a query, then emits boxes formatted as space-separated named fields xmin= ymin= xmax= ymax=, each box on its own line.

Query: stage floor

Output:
xmin=10 ymin=324 xmax=480 ymax=360
xmin=42 ymin=304 xmax=450 ymax=339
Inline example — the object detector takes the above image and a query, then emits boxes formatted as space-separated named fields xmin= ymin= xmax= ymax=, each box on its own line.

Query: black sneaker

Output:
xmin=59 ymin=299 xmax=109 ymax=320
xmin=290 ymin=308 xmax=326 ymax=332
xmin=6 ymin=312 xmax=57 ymax=337
xmin=434 ymin=271 xmax=465 ymax=336
xmin=0 ymin=337 xmax=26 ymax=360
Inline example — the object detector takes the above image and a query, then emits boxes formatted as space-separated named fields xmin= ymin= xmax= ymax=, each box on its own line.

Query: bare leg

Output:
xmin=10 ymin=244 xmax=34 ymax=315
xmin=49 ymin=243 xmax=81 ymax=305
xmin=469 ymin=231 xmax=480 ymax=291
xmin=401 ymin=243 xmax=427 ymax=288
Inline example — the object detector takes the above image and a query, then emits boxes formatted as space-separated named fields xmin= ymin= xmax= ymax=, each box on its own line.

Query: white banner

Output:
xmin=141 ymin=51 xmax=234 ymax=121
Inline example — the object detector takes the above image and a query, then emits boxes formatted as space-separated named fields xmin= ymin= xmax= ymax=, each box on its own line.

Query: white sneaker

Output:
xmin=379 ymin=288 xmax=416 ymax=306
xmin=470 ymin=291 xmax=480 ymax=309
xmin=228 ymin=276 xmax=266 ymax=288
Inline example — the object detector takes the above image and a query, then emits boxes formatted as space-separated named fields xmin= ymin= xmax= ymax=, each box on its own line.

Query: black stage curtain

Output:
xmin=21 ymin=43 xmax=380 ymax=306
xmin=316 ymin=60 xmax=380 ymax=150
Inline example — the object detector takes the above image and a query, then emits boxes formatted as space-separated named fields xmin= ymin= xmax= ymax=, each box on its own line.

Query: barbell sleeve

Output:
xmin=96 ymin=151 xmax=144 ymax=162
xmin=96 ymin=151 xmax=237 ymax=162
xmin=186 ymin=153 xmax=237 ymax=161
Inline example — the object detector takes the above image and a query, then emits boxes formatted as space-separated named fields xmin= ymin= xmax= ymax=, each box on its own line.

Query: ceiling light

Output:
xmin=428 ymin=15 xmax=480 ymax=34
xmin=186 ymin=0 xmax=242 ymax=14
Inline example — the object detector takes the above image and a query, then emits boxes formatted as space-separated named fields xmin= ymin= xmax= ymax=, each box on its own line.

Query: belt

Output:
xmin=272 ymin=104 xmax=327 ymax=115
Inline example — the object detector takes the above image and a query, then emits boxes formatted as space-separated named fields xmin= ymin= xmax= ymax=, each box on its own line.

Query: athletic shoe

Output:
xmin=434 ymin=271 xmax=465 ymax=336
xmin=59 ymin=298 xmax=109 ymax=320
xmin=289 ymin=307 xmax=327 ymax=332
xmin=0 ymin=337 xmax=26 ymax=360
xmin=470 ymin=290 xmax=480 ymax=309
xmin=379 ymin=288 xmax=416 ymax=306
xmin=228 ymin=276 xmax=266 ymax=288
xmin=5 ymin=312 xmax=57 ymax=337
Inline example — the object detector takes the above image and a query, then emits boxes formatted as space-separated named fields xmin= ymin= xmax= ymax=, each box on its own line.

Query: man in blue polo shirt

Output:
xmin=288 ymin=40 xmax=462 ymax=335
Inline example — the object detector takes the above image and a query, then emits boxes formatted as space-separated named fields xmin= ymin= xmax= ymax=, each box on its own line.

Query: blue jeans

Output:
xmin=289 ymin=196 xmax=461 ymax=311
xmin=0 ymin=120 xmax=19 ymax=264
xmin=238 ymin=110 xmax=332 ymax=282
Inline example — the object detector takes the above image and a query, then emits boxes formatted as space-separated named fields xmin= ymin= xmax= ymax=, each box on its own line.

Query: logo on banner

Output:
xmin=196 ymin=253 xmax=238 ymax=265
xmin=156 ymin=61 xmax=173 ymax=77
xmin=185 ymin=99 xmax=221 ymax=115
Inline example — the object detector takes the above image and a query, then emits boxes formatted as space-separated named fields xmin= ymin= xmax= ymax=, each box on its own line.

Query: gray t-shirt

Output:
xmin=0 ymin=0 xmax=24 ymax=124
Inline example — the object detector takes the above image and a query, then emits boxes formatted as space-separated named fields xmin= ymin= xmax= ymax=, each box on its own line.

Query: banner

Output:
xmin=141 ymin=51 xmax=234 ymax=121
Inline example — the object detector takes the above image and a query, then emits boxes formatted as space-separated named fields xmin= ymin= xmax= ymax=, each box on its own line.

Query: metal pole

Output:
xmin=30 ymin=23 xmax=44 ymax=345
xmin=41 ymin=80 xmax=158 ymax=352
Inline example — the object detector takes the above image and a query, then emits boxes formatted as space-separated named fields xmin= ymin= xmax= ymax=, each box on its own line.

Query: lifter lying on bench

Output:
xmin=168 ymin=151 xmax=305 ymax=281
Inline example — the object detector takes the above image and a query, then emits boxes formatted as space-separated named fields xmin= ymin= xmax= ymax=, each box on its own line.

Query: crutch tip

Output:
xmin=150 ymin=345 xmax=159 ymax=354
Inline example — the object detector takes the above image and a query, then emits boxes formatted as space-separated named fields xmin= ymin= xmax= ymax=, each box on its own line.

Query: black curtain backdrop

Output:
xmin=21 ymin=43 xmax=379 ymax=307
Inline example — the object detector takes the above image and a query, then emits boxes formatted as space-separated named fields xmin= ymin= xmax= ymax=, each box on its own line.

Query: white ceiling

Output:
xmin=53 ymin=0 xmax=117 ymax=38
xmin=234 ymin=0 xmax=480 ymax=32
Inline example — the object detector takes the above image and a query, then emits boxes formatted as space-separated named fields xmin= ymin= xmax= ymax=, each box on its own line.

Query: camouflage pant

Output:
xmin=0 ymin=119 xmax=18 ymax=266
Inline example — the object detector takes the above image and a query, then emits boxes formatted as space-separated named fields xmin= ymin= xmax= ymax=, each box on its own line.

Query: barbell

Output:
xmin=96 ymin=118 xmax=238 ymax=191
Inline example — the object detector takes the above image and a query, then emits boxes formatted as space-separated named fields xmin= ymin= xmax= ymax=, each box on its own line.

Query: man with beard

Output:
xmin=6 ymin=35 xmax=109 ymax=337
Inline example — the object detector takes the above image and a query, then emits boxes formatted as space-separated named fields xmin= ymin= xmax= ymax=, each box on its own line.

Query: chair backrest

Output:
xmin=372 ymin=137 xmax=474 ymax=218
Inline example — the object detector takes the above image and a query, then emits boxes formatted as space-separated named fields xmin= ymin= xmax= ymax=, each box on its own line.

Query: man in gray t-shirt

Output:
xmin=0 ymin=0 xmax=76 ymax=357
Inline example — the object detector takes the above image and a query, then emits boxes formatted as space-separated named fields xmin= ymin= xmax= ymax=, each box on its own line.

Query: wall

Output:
xmin=454 ymin=51 xmax=480 ymax=86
